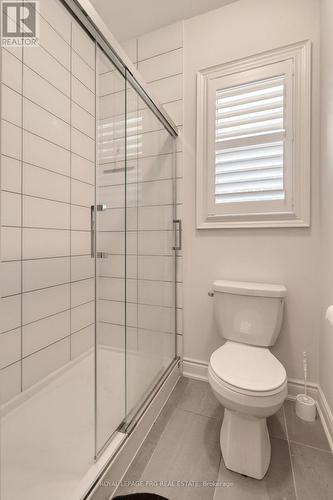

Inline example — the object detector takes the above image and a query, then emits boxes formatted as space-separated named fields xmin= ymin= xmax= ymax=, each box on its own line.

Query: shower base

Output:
xmin=1 ymin=347 xmax=174 ymax=500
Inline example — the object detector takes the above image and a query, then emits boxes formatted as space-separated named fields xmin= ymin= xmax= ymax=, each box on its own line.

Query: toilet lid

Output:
xmin=210 ymin=341 xmax=286 ymax=393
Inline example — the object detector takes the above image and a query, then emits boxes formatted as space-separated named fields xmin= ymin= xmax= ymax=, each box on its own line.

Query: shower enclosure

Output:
xmin=0 ymin=1 xmax=179 ymax=498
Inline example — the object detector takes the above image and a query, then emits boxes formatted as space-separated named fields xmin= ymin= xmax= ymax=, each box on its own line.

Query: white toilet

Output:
xmin=208 ymin=280 xmax=288 ymax=480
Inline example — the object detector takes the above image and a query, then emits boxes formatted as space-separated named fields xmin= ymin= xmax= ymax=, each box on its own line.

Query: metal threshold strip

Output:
xmin=120 ymin=356 xmax=181 ymax=435
xmin=94 ymin=356 xmax=181 ymax=461
xmin=84 ymin=357 xmax=181 ymax=499
xmin=61 ymin=0 xmax=178 ymax=137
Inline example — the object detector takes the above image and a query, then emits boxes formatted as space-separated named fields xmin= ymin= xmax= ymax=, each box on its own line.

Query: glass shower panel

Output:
xmin=95 ymin=45 xmax=127 ymax=453
xmin=125 ymin=83 xmax=177 ymax=420
xmin=1 ymin=0 xmax=178 ymax=497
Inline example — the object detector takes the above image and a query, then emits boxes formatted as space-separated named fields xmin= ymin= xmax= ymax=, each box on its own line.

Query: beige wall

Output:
xmin=182 ymin=0 xmax=321 ymax=382
xmin=320 ymin=0 xmax=333 ymax=411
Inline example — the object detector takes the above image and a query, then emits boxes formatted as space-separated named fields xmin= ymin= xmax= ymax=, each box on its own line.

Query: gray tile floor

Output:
xmin=93 ymin=377 xmax=333 ymax=500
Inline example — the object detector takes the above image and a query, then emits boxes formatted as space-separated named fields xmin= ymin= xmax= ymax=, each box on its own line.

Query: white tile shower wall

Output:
xmin=0 ymin=0 xmax=96 ymax=404
xmin=96 ymin=46 xmax=126 ymax=351
xmin=120 ymin=23 xmax=184 ymax=358
xmin=96 ymin=31 xmax=183 ymax=367
xmin=139 ymin=23 xmax=183 ymax=358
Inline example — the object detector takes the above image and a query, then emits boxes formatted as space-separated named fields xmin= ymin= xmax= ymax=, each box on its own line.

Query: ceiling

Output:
xmin=90 ymin=0 xmax=239 ymax=41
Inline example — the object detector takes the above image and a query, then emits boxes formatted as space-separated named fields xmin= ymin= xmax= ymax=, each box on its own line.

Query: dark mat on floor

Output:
xmin=114 ymin=494 xmax=168 ymax=499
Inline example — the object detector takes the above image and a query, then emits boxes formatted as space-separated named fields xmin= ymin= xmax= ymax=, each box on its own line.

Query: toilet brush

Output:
xmin=295 ymin=351 xmax=316 ymax=422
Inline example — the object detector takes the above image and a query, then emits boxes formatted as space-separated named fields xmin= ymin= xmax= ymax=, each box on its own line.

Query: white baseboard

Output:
xmin=182 ymin=357 xmax=209 ymax=381
xmin=182 ymin=357 xmax=333 ymax=453
xmin=286 ymin=377 xmax=318 ymax=401
xmin=317 ymin=385 xmax=333 ymax=452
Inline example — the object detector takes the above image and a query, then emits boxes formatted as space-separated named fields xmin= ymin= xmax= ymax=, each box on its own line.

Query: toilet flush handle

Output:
xmin=208 ymin=291 xmax=214 ymax=297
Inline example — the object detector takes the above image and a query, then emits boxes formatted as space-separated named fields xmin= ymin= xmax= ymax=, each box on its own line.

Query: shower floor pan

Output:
xmin=1 ymin=347 xmax=171 ymax=500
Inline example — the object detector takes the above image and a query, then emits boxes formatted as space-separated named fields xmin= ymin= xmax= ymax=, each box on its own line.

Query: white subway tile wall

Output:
xmin=136 ymin=23 xmax=183 ymax=356
xmin=121 ymin=24 xmax=183 ymax=359
xmin=95 ymin=46 xmax=126 ymax=367
xmin=1 ymin=9 xmax=183 ymax=405
xmin=96 ymin=32 xmax=181 ymax=410
xmin=0 ymin=0 xmax=96 ymax=404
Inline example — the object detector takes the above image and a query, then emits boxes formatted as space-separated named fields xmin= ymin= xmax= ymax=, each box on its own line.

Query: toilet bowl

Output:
xmin=207 ymin=280 xmax=287 ymax=479
xmin=208 ymin=341 xmax=287 ymax=479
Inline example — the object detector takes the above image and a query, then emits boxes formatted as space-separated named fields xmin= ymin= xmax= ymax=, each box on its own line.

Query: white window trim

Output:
xmin=196 ymin=40 xmax=311 ymax=229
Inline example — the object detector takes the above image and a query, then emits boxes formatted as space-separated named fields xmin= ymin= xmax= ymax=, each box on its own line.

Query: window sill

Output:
xmin=197 ymin=215 xmax=310 ymax=229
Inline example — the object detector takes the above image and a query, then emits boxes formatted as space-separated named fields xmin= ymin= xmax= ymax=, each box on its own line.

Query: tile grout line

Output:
xmin=282 ymin=404 xmax=299 ymax=500
xmin=2 ymin=321 xmax=94 ymax=373
xmin=32 ymin=2 xmax=96 ymax=73
xmin=38 ymin=8 xmax=96 ymax=73
xmin=213 ymin=456 xmax=223 ymax=500
xmin=3 ymin=253 xmax=93 ymax=263
xmin=3 ymin=55 xmax=95 ymax=127
xmin=137 ymin=45 xmax=183 ymax=65
xmin=1 ymin=275 xmax=183 ymax=300
xmin=1 ymin=153 xmax=94 ymax=185
xmin=178 ymin=406 xmax=223 ymax=421
xmin=115 ymin=374 xmax=178 ymax=495
xmin=2 ymin=121 xmax=183 ymax=169
xmin=2 ymin=118 xmax=94 ymax=161
xmin=116 ymin=386 xmax=221 ymax=497
xmin=142 ymin=72 xmax=183 ymax=86
xmin=135 ymin=70 xmax=140 ymax=353
xmin=100 ymin=74 xmax=182 ymax=99
xmin=3 ymin=279 xmax=92 ymax=299
xmin=20 ymin=40 xmax=24 ymax=393
xmin=288 ymin=439 xmax=333 ymax=454
xmin=2 ymin=80 xmax=95 ymax=137
xmin=98 ymin=103 xmax=183 ymax=129
xmin=94 ymin=40 xmax=98 ymax=461
xmin=124 ymin=61 xmax=129 ymax=435
xmin=98 ymin=319 xmax=177 ymax=333
xmin=1 ymin=253 xmax=182 ymax=268
xmin=1 ymin=297 xmax=94 ymax=337
xmin=69 ymin=20 xmax=73 ymax=360
xmin=3 ymin=50 xmax=95 ymax=115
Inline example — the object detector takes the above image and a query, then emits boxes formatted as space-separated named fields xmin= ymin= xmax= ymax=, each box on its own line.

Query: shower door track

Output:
xmin=61 ymin=0 xmax=178 ymax=138
xmin=94 ymin=356 xmax=181 ymax=461
xmin=84 ymin=356 xmax=181 ymax=499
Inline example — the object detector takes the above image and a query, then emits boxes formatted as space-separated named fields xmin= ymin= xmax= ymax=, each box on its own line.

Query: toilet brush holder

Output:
xmin=295 ymin=394 xmax=316 ymax=422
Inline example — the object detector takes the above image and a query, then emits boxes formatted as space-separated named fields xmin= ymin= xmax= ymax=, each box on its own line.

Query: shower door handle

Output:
xmin=90 ymin=205 xmax=95 ymax=258
xmin=173 ymin=219 xmax=182 ymax=251
xmin=91 ymin=204 xmax=109 ymax=259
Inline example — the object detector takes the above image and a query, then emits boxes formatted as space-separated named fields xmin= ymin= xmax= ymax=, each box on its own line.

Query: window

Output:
xmin=196 ymin=41 xmax=311 ymax=228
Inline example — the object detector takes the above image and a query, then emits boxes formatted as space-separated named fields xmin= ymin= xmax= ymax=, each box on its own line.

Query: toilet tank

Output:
xmin=212 ymin=280 xmax=287 ymax=347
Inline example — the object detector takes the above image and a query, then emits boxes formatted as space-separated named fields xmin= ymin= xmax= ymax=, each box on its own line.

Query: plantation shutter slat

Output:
xmin=215 ymin=75 xmax=286 ymax=205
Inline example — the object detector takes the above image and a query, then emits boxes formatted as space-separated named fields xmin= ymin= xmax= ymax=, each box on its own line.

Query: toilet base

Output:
xmin=220 ymin=409 xmax=271 ymax=480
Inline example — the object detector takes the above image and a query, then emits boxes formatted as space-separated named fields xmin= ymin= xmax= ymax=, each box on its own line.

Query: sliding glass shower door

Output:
xmin=95 ymin=45 xmax=127 ymax=454
xmin=1 ymin=1 xmax=178 ymax=495
xmin=95 ymin=46 xmax=177 ymax=454
xmin=124 ymin=83 xmax=177 ymax=422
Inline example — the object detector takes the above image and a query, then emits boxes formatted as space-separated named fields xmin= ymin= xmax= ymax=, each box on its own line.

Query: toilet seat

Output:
xmin=210 ymin=341 xmax=287 ymax=397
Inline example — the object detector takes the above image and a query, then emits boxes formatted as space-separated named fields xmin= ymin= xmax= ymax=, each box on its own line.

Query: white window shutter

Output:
xmin=196 ymin=41 xmax=311 ymax=228
xmin=215 ymin=76 xmax=286 ymax=205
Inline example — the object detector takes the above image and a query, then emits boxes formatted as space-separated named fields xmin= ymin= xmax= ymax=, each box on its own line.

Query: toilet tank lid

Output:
xmin=213 ymin=280 xmax=287 ymax=298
